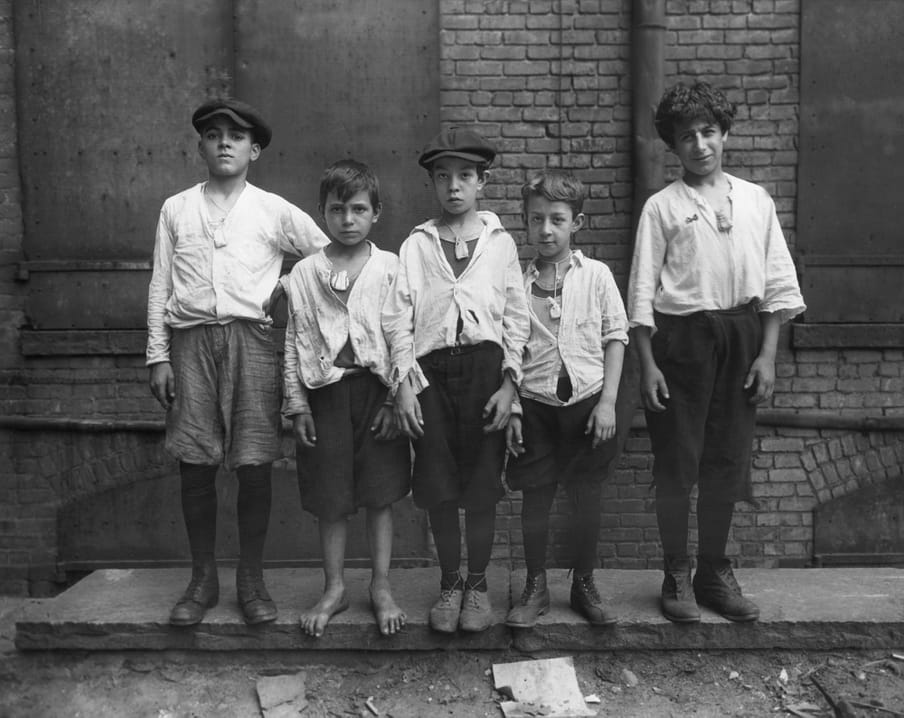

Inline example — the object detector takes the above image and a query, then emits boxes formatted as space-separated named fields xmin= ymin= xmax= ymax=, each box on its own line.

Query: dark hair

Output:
xmin=426 ymin=159 xmax=491 ymax=177
xmin=318 ymin=159 xmax=381 ymax=211
xmin=520 ymin=170 xmax=586 ymax=216
xmin=654 ymin=81 xmax=737 ymax=148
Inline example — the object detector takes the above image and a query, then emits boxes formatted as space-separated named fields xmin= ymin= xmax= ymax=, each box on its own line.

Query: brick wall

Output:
xmin=0 ymin=0 xmax=901 ymax=594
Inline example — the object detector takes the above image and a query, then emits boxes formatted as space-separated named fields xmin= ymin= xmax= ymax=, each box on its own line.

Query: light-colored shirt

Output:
xmin=627 ymin=174 xmax=805 ymax=330
xmin=521 ymin=251 xmax=629 ymax=406
xmin=146 ymin=181 xmax=328 ymax=365
xmin=282 ymin=243 xmax=397 ymax=416
xmin=381 ymin=211 xmax=530 ymax=393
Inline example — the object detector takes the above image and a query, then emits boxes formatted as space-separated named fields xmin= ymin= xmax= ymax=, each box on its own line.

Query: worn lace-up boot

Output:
xmin=429 ymin=572 xmax=464 ymax=633
xmin=506 ymin=571 xmax=551 ymax=628
xmin=459 ymin=573 xmax=493 ymax=632
xmin=170 ymin=561 xmax=219 ymax=626
xmin=570 ymin=572 xmax=617 ymax=626
xmin=693 ymin=555 xmax=759 ymax=622
xmin=661 ymin=554 xmax=700 ymax=623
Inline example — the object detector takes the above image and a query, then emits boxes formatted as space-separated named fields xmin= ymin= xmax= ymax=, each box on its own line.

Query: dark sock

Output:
xmin=179 ymin=462 xmax=218 ymax=563
xmin=464 ymin=506 xmax=495 ymax=577
xmin=567 ymin=481 xmax=603 ymax=575
xmin=521 ymin=484 xmax=557 ymax=576
xmin=428 ymin=501 xmax=462 ymax=576
xmin=236 ymin=463 xmax=272 ymax=567
xmin=656 ymin=491 xmax=691 ymax=558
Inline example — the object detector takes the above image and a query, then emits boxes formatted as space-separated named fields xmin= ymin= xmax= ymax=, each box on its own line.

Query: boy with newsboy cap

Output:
xmin=382 ymin=127 xmax=530 ymax=633
xmin=147 ymin=98 xmax=328 ymax=626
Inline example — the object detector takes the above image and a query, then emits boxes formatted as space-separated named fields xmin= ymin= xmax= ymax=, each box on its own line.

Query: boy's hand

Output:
xmin=371 ymin=404 xmax=399 ymax=441
xmin=394 ymin=379 xmax=425 ymax=439
xmin=292 ymin=413 xmax=318 ymax=448
xmin=266 ymin=280 xmax=286 ymax=318
xmin=745 ymin=355 xmax=775 ymax=404
xmin=586 ymin=398 xmax=617 ymax=448
xmin=149 ymin=362 xmax=175 ymax=410
xmin=483 ymin=378 xmax=516 ymax=433
xmin=640 ymin=363 xmax=670 ymax=412
xmin=505 ymin=416 xmax=525 ymax=456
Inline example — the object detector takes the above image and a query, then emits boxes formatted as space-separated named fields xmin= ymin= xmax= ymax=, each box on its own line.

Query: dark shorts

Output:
xmin=645 ymin=303 xmax=762 ymax=503
xmin=411 ymin=342 xmax=506 ymax=511
xmin=166 ymin=321 xmax=281 ymax=470
xmin=296 ymin=372 xmax=411 ymax=521
xmin=505 ymin=392 xmax=619 ymax=492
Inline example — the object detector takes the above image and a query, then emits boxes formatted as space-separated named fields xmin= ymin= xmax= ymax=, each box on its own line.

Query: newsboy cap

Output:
xmin=418 ymin=127 xmax=496 ymax=168
xmin=191 ymin=98 xmax=272 ymax=149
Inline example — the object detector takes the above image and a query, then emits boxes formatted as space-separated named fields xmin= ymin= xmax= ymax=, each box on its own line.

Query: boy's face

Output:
xmin=672 ymin=117 xmax=726 ymax=182
xmin=429 ymin=157 xmax=487 ymax=217
xmin=197 ymin=116 xmax=261 ymax=178
xmin=321 ymin=190 xmax=380 ymax=248
xmin=524 ymin=195 xmax=584 ymax=263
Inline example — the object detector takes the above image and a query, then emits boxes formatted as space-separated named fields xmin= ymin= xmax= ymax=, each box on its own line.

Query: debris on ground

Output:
xmin=256 ymin=671 xmax=309 ymax=718
xmin=493 ymin=656 xmax=595 ymax=717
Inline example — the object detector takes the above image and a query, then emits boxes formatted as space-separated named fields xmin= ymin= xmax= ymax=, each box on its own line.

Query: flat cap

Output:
xmin=418 ymin=127 xmax=496 ymax=168
xmin=191 ymin=98 xmax=272 ymax=149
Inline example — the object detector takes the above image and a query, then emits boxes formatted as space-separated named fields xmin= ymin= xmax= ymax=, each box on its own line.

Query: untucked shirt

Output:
xmin=627 ymin=174 xmax=806 ymax=330
xmin=146 ymin=181 xmax=328 ymax=365
xmin=521 ymin=251 xmax=629 ymax=406
xmin=381 ymin=211 xmax=530 ymax=393
xmin=282 ymin=243 xmax=397 ymax=416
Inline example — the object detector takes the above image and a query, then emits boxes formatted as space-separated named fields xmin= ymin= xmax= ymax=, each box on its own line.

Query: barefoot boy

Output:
xmin=284 ymin=160 xmax=411 ymax=637
xmin=147 ymin=99 xmax=328 ymax=626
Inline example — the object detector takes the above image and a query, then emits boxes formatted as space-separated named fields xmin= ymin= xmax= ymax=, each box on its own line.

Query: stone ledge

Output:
xmin=14 ymin=566 xmax=904 ymax=652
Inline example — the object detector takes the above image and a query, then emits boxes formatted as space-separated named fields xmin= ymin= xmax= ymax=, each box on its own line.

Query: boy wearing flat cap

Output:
xmin=147 ymin=98 xmax=328 ymax=626
xmin=382 ymin=127 xmax=530 ymax=633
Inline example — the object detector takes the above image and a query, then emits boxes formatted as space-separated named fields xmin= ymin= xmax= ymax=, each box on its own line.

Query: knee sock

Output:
xmin=697 ymin=497 xmax=734 ymax=559
xmin=521 ymin=484 xmax=557 ymax=576
xmin=428 ymin=501 xmax=462 ymax=586
xmin=461 ymin=506 xmax=496 ymax=591
xmin=236 ymin=463 xmax=272 ymax=567
xmin=655 ymin=490 xmax=691 ymax=558
xmin=179 ymin=462 xmax=218 ymax=565
xmin=567 ymin=482 xmax=603 ymax=576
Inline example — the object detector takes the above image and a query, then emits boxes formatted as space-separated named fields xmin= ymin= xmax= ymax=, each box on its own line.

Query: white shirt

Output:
xmin=282 ymin=244 xmax=397 ymax=416
xmin=381 ymin=211 xmax=530 ymax=393
xmin=627 ymin=174 xmax=805 ymax=330
xmin=521 ymin=251 xmax=629 ymax=406
xmin=146 ymin=181 xmax=328 ymax=365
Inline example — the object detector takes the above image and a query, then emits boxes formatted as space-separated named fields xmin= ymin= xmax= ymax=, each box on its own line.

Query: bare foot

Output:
xmin=299 ymin=585 xmax=349 ymax=638
xmin=370 ymin=578 xmax=406 ymax=636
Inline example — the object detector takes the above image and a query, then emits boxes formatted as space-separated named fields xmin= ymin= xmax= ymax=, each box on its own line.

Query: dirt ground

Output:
xmin=1 ymin=646 xmax=903 ymax=718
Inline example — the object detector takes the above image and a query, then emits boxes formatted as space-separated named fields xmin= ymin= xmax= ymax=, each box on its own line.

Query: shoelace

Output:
xmin=463 ymin=589 xmax=484 ymax=609
xmin=520 ymin=576 xmax=543 ymax=602
xmin=437 ymin=586 xmax=462 ymax=607
xmin=575 ymin=575 xmax=602 ymax=604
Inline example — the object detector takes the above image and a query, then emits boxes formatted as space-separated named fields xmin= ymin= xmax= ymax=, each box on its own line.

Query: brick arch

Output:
xmin=802 ymin=431 xmax=904 ymax=504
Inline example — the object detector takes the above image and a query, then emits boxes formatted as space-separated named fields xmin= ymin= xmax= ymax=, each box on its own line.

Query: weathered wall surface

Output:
xmin=0 ymin=0 xmax=901 ymax=594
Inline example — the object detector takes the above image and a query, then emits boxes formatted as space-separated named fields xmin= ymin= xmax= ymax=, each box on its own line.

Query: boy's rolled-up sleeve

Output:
xmin=627 ymin=200 xmax=666 ymax=331
xmin=280 ymin=203 xmax=330 ymax=258
xmin=381 ymin=242 xmax=429 ymax=394
xmin=599 ymin=268 xmax=630 ymax=347
xmin=281 ymin=294 xmax=311 ymax=416
xmin=501 ymin=241 xmax=530 ymax=385
xmin=759 ymin=202 xmax=806 ymax=324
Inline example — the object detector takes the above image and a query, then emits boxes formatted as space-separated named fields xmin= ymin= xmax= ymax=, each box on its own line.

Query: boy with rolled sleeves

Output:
xmin=627 ymin=81 xmax=805 ymax=623
xmin=382 ymin=127 xmax=530 ymax=634
xmin=505 ymin=171 xmax=628 ymax=628
xmin=283 ymin=160 xmax=411 ymax=638
xmin=147 ymin=98 xmax=328 ymax=626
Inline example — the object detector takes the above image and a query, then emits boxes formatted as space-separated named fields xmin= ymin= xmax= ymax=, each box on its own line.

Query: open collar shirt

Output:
xmin=521 ymin=250 xmax=629 ymax=406
xmin=282 ymin=243 xmax=397 ymax=416
xmin=627 ymin=174 xmax=805 ymax=331
xmin=381 ymin=211 xmax=530 ymax=394
xmin=146 ymin=181 xmax=328 ymax=366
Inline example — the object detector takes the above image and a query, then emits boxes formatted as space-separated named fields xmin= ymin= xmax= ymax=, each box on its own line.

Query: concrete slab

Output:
xmin=13 ymin=566 xmax=904 ymax=652
xmin=14 ymin=565 xmax=512 ymax=652
xmin=508 ymin=567 xmax=904 ymax=652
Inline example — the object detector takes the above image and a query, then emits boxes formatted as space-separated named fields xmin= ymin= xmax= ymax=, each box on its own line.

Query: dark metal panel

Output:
xmin=14 ymin=0 xmax=234 ymax=261
xmin=234 ymin=0 xmax=440 ymax=253
xmin=25 ymin=270 xmax=150 ymax=329
xmin=798 ymin=0 xmax=904 ymax=323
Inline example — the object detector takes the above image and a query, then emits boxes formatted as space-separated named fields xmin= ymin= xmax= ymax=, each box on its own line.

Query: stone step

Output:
xmin=14 ymin=566 xmax=904 ymax=652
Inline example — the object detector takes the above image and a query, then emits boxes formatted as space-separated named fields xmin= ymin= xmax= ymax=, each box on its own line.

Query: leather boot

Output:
xmin=170 ymin=561 xmax=219 ymax=626
xmin=570 ymin=572 xmax=617 ymax=626
xmin=661 ymin=555 xmax=701 ymax=623
xmin=505 ymin=571 xmax=550 ymax=628
xmin=693 ymin=555 xmax=759 ymax=622
xmin=236 ymin=562 xmax=278 ymax=624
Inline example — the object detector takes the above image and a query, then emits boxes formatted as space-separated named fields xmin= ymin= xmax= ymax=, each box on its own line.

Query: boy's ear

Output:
xmin=250 ymin=143 xmax=262 ymax=161
xmin=477 ymin=170 xmax=490 ymax=189
xmin=372 ymin=203 xmax=383 ymax=222
xmin=572 ymin=212 xmax=586 ymax=233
